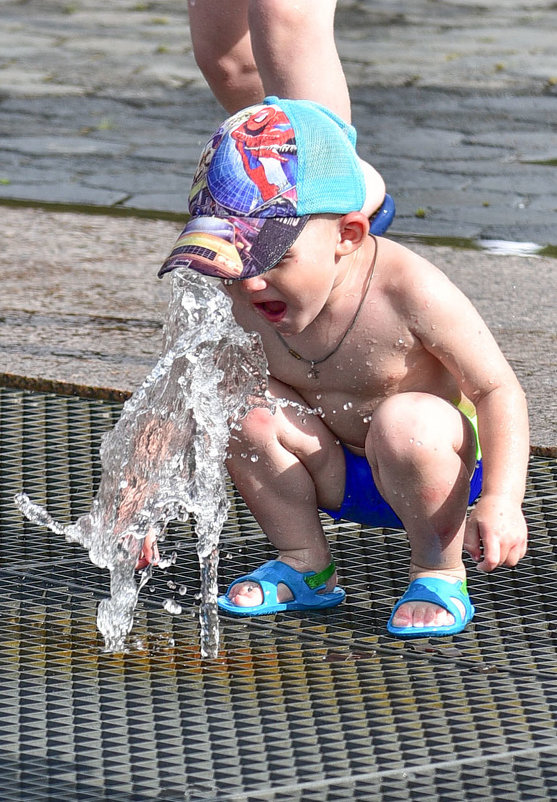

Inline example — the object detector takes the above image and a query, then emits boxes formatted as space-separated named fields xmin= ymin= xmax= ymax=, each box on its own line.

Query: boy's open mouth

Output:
xmin=254 ymin=300 xmax=287 ymax=323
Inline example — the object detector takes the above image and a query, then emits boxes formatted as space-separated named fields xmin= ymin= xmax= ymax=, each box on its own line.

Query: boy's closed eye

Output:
xmin=272 ymin=251 xmax=294 ymax=270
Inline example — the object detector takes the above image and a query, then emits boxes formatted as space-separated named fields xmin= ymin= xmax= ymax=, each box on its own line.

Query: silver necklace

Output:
xmin=275 ymin=235 xmax=378 ymax=379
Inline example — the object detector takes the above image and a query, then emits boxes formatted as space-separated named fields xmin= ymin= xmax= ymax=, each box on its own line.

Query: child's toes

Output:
xmin=392 ymin=601 xmax=455 ymax=629
xmin=228 ymin=581 xmax=263 ymax=607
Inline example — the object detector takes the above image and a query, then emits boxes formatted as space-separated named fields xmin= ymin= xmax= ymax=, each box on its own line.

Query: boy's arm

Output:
xmin=465 ymin=378 xmax=529 ymax=571
xmin=403 ymin=250 xmax=529 ymax=571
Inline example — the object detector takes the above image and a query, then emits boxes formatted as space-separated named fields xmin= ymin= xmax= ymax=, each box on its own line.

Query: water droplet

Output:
xmin=158 ymin=552 xmax=177 ymax=570
xmin=163 ymin=599 xmax=183 ymax=615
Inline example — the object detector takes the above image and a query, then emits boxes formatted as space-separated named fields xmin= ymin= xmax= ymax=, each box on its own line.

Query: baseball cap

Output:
xmin=158 ymin=96 xmax=374 ymax=281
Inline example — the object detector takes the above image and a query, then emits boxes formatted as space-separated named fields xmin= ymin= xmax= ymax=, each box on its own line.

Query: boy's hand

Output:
xmin=464 ymin=494 xmax=528 ymax=572
xmin=135 ymin=528 xmax=160 ymax=570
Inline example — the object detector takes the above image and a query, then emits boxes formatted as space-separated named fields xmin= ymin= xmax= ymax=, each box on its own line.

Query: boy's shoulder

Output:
xmin=375 ymin=236 xmax=445 ymax=289
xmin=373 ymin=236 xmax=463 ymax=317
xmin=376 ymin=236 xmax=433 ymax=268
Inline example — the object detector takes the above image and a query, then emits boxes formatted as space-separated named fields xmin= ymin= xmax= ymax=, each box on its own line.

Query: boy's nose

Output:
xmin=241 ymin=273 xmax=268 ymax=293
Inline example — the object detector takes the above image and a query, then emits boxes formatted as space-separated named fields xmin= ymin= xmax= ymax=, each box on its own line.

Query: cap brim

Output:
xmin=158 ymin=215 xmax=309 ymax=280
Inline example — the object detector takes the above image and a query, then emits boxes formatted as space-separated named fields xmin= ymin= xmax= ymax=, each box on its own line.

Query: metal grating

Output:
xmin=1 ymin=386 xmax=557 ymax=801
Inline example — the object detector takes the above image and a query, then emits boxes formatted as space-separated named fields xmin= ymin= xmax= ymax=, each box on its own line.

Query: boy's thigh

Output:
xmin=265 ymin=377 xmax=341 ymax=451
xmin=250 ymin=377 xmax=346 ymax=508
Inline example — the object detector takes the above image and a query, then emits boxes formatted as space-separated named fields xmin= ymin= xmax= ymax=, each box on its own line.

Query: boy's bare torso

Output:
xmin=227 ymin=237 xmax=474 ymax=452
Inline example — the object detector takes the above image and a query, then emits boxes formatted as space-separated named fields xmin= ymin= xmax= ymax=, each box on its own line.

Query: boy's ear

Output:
xmin=335 ymin=212 xmax=370 ymax=255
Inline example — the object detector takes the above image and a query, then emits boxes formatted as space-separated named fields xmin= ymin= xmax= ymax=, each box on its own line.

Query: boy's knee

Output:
xmin=193 ymin=46 xmax=256 ymax=93
xmin=368 ymin=393 xmax=445 ymax=460
xmin=231 ymin=405 xmax=277 ymax=445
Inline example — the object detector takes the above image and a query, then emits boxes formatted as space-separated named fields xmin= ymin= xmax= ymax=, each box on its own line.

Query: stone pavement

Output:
xmin=1 ymin=0 xmax=557 ymax=245
xmin=0 ymin=0 xmax=555 ymax=451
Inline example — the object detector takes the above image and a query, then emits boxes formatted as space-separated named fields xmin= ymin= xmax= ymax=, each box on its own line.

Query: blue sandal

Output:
xmin=369 ymin=193 xmax=396 ymax=236
xmin=217 ymin=559 xmax=346 ymax=616
xmin=387 ymin=576 xmax=475 ymax=638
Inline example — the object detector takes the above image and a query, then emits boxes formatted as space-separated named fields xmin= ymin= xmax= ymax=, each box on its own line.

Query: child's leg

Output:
xmin=188 ymin=0 xmax=385 ymax=215
xmin=225 ymin=378 xmax=346 ymax=608
xmin=188 ymin=0 xmax=348 ymax=117
xmin=247 ymin=0 xmax=351 ymax=120
xmin=249 ymin=0 xmax=386 ymax=216
xmin=366 ymin=393 xmax=479 ymax=630
xmin=188 ymin=0 xmax=263 ymax=113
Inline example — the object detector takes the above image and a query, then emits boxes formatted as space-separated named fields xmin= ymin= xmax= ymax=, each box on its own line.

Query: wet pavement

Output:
xmin=0 ymin=0 xmax=556 ymax=451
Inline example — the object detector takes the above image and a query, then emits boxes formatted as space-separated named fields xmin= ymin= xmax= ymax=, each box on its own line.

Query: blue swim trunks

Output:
xmin=319 ymin=407 xmax=483 ymax=528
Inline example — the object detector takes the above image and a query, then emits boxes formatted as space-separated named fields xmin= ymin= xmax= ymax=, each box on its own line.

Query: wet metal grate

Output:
xmin=1 ymin=387 xmax=557 ymax=801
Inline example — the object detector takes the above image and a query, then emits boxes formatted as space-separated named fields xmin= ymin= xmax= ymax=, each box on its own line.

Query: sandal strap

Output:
xmin=304 ymin=560 xmax=336 ymax=590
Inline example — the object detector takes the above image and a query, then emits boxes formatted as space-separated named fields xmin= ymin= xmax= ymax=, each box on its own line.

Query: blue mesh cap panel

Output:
xmin=271 ymin=97 xmax=366 ymax=215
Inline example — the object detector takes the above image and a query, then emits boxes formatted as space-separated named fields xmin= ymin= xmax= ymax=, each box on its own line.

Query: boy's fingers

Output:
xmin=135 ymin=533 xmax=160 ymax=570
xmin=463 ymin=521 xmax=482 ymax=562
xmin=502 ymin=536 xmax=528 ymax=567
xmin=151 ymin=539 xmax=160 ymax=564
xmin=476 ymin=533 xmax=501 ymax=573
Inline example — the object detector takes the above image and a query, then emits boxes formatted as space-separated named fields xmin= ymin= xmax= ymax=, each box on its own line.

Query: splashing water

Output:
xmin=15 ymin=270 xmax=268 ymax=657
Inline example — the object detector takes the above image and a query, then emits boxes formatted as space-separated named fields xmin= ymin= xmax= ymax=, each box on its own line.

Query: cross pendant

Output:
xmin=308 ymin=362 xmax=320 ymax=379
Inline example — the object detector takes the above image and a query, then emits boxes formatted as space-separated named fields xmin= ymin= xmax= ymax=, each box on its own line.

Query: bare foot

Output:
xmin=390 ymin=569 xmax=467 ymax=630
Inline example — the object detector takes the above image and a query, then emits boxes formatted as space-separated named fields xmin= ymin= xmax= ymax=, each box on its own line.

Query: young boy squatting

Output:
xmin=154 ymin=97 xmax=529 ymax=638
